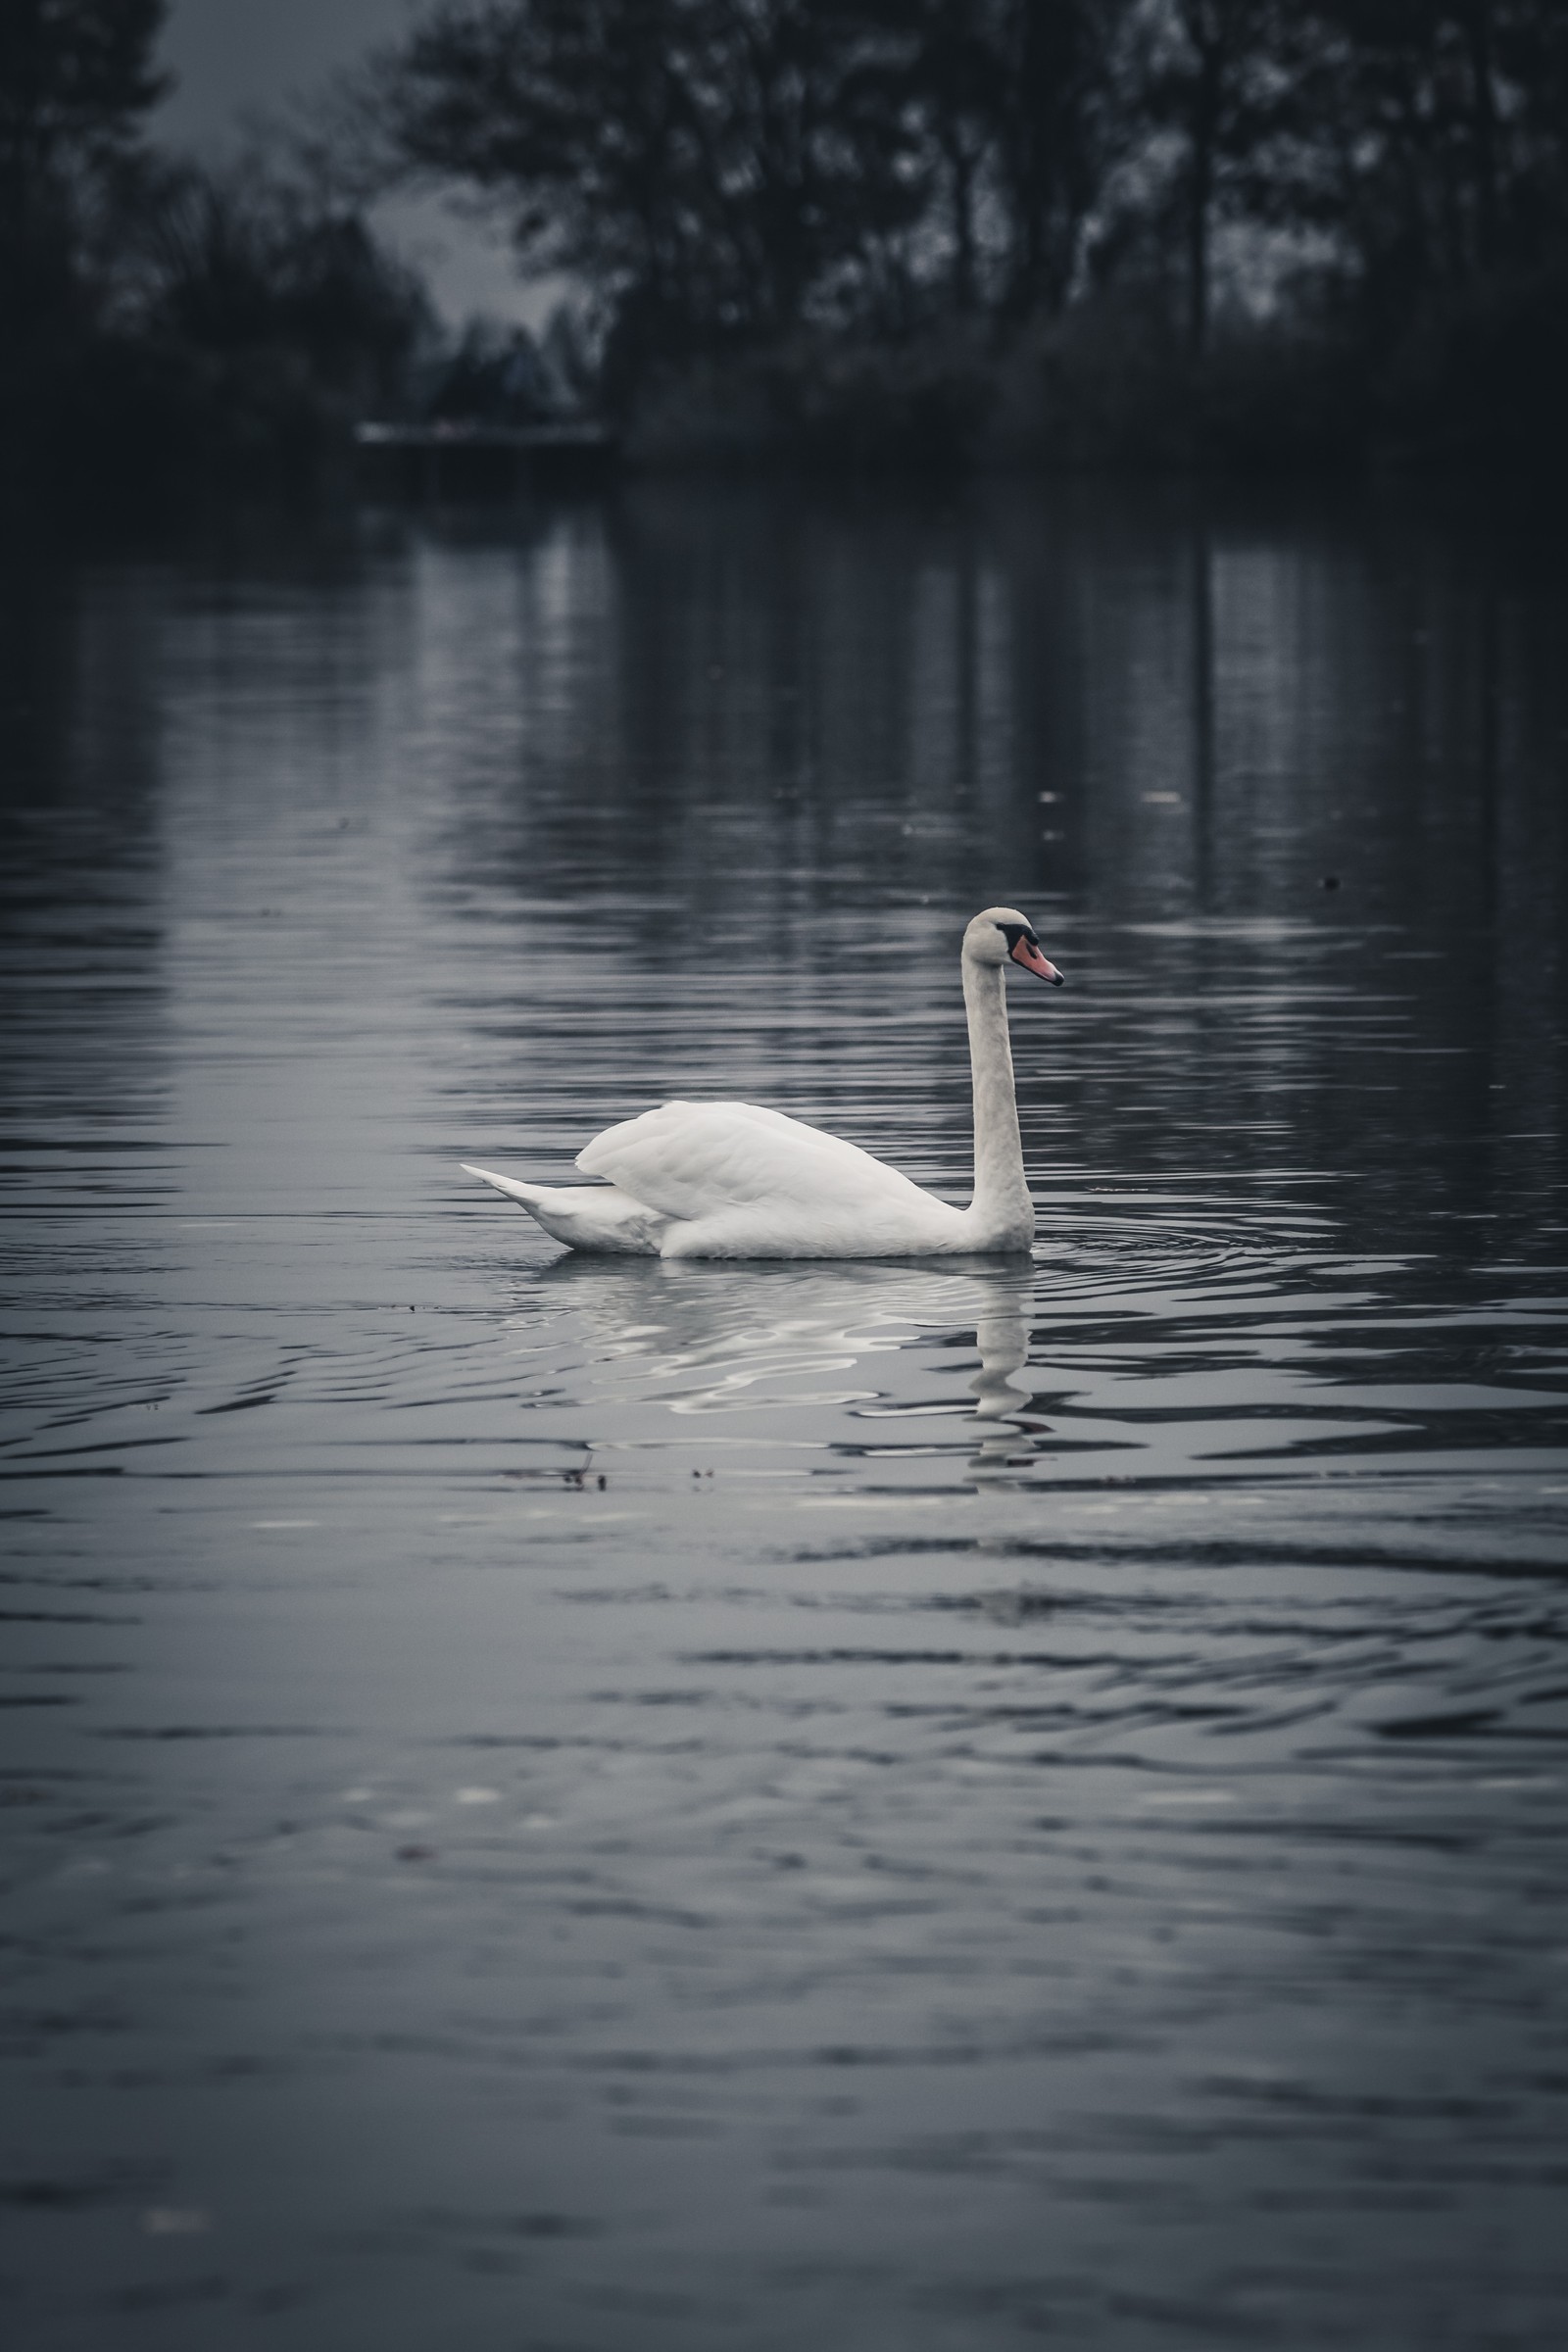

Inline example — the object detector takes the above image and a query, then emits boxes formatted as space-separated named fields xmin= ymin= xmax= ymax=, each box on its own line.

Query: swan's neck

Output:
xmin=962 ymin=954 xmax=1032 ymax=1243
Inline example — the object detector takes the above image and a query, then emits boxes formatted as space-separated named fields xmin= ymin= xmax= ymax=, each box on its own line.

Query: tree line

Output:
xmin=4 ymin=0 xmax=1566 ymax=498
xmin=364 ymin=0 xmax=1568 ymax=461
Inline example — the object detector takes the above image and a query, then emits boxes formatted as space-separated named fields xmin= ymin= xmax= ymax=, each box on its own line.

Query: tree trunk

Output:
xmin=1185 ymin=12 xmax=1224 ymax=359
xmin=947 ymin=134 xmax=977 ymax=313
xmin=1188 ymin=129 xmax=1211 ymax=356
xmin=1460 ymin=0 xmax=1499 ymax=271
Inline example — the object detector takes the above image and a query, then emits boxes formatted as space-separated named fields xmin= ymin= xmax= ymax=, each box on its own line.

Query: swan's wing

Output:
xmin=575 ymin=1101 xmax=936 ymax=1223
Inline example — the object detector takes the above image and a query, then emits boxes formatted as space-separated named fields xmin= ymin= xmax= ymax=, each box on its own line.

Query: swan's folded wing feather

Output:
xmin=575 ymin=1101 xmax=934 ymax=1223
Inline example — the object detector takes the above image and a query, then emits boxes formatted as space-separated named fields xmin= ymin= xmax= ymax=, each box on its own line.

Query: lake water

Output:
xmin=3 ymin=478 xmax=1567 ymax=2350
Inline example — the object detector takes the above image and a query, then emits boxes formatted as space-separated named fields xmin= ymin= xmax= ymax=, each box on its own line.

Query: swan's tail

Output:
xmin=460 ymin=1165 xmax=663 ymax=1255
xmin=461 ymin=1163 xmax=551 ymax=1210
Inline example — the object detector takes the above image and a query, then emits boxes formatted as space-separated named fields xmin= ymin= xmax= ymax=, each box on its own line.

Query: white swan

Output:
xmin=462 ymin=906 xmax=1063 ymax=1259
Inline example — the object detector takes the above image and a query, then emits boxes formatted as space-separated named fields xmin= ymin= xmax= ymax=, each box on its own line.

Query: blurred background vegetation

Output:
xmin=6 ymin=0 xmax=1567 ymax=503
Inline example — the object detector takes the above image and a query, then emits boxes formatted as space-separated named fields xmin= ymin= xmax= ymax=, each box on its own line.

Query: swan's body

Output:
xmin=463 ymin=907 xmax=1062 ymax=1260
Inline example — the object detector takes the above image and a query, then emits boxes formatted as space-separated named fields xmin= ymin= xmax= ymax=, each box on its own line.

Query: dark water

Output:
xmin=3 ymin=480 xmax=1567 ymax=2350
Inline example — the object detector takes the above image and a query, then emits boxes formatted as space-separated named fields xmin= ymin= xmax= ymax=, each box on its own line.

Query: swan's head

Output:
xmin=964 ymin=906 xmax=1063 ymax=985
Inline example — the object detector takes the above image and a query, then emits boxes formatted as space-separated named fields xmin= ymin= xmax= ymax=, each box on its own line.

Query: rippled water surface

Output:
xmin=4 ymin=481 xmax=1568 ymax=2349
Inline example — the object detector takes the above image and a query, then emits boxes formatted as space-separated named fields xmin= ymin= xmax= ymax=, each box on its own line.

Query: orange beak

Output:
xmin=1010 ymin=937 xmax=1063 ymax=985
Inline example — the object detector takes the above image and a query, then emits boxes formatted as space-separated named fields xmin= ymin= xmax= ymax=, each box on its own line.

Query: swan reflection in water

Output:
xmin=526 ymin=1253 xmax=1040 ymax=1459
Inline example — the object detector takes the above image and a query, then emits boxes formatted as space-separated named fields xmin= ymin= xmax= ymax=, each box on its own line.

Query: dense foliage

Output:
xmin=368 ymin=0 xmax=1568 ymax=464
xmin=1 ymin=0 xmax=432 ymax=506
